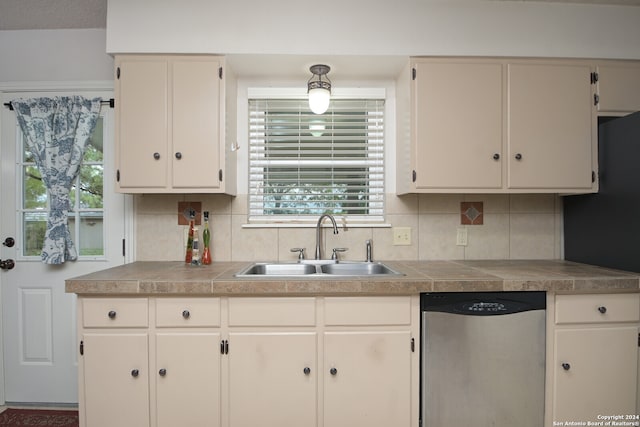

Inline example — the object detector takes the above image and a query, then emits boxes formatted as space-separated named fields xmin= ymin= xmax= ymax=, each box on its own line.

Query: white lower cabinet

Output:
xmin=153 ymin=298 xmax=223 ymax=427
xmin=549 ymin=293 xmax=640 ymax=425
xmin=324 ymin=331 xmax=412 ymax=427
xmin=78 ymin=295 xmax=420 ymax=427
xmin=155 ymin=333 xmax=221 ymax=427
xmin=79 ymin=297 xmax=222 ymax=427
xmin=82 ymin=333 xmax=150 ymax=427
xmin=227 ymin=332 xmax=317 ymax=427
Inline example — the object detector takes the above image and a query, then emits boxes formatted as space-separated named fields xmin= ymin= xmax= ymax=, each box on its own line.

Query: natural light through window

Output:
xmin=19 ymin=116 xmax=106 ymax=259
xmin=248 ymin=91 xmax=385 ymax=225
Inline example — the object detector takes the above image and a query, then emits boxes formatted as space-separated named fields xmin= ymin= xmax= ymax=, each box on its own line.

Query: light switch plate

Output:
xmin=393 ymin=227 xmax=412 ymax=246
xmin=456 ymin=228 xmax=468 ymax=246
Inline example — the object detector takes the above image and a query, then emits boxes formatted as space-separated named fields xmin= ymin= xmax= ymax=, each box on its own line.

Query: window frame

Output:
xmin=16 ymin=110 xmax=108 ymax=261
xmin=246 ymin=87 xmax=387 ymax=227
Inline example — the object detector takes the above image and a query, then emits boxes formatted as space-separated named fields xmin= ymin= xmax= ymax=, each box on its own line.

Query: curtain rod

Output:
xmin=3 ymin=98 xmax=115 ymax=111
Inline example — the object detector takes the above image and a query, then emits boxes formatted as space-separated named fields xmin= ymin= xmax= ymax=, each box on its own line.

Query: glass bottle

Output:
xmin=191 ymin=226 xmax=201 ymax=265
xmin=202 ymin=211 xmax=212 ymax=265
xmin=185 ymin=209 xmax=195 ymax=264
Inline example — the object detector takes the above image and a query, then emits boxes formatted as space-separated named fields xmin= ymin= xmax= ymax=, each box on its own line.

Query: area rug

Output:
xmin=0 ymin=408 xmax=78 ymax=426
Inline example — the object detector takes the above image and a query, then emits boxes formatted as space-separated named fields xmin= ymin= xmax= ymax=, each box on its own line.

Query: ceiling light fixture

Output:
xmin=307 ymin=64 xmax=331 ymax=115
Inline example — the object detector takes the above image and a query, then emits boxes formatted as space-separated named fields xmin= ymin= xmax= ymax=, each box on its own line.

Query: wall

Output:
xmin=106 ymin=0 xmax=640 ymax=59
xmin=134 ymin=193 xmax=562 ymax=262
xmin=103 ymin=0 xmax=635 ymax=261
xmin=6 ymin=4 xmax=635 ymax=262
xmin=0 ymin=29 xmax=113 ymax=82
xmin=134 ymin=70 xmax=561 ymax=263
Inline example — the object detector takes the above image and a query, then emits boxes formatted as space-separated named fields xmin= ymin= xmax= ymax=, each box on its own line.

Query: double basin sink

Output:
xmin=235 ymin=261 xmax=404 ymax=278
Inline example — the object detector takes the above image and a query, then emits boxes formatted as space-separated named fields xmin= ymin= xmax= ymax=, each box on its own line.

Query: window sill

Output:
xmin=241 ymin=222 xmax=392 ymax=229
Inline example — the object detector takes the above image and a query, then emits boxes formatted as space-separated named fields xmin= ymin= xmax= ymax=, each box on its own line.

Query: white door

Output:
xmin=0 ymin=91 xmax=129 ymax=404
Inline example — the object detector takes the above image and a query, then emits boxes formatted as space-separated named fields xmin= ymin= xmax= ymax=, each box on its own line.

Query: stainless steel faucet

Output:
xmin=315 ymin=214 xmax=339 ymax=260
xmin=365 ymin=239 xmax=373 ymax=262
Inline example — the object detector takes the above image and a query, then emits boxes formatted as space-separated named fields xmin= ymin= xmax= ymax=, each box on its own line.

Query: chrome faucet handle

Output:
xmin=290 ymin=248 xmax=306 ymax=261
xmin=331 ymin=248 xmax=348 ymax=261
xmin=365 ymin=239 xmax=373 ymax=262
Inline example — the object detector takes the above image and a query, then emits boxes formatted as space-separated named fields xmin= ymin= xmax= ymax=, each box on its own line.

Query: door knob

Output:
xmin=3 ymin=237 xmax=15 ymax=247
xmin=0 ymin=259 xmax=15 ymax=270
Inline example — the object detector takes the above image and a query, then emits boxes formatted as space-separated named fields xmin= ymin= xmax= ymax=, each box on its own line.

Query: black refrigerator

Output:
xmin=564 ymin=111 xmax=640 ymax=273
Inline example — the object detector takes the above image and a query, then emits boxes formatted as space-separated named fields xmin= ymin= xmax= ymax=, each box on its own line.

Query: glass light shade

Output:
xmin=308 ymin=87 xmax=330 ymax=115
xmin=309 ymin=120 xmax=326 ymax=137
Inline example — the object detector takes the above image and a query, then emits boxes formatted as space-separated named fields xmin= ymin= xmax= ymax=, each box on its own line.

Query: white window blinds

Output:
xmin=248 ymin=98 xmax=385 ymax=224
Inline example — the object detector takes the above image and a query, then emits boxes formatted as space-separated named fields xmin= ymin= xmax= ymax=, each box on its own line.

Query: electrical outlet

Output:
xmin=456 ymin=228 xmax=468 ymax=246
xmin=393 ymin=227 xmax=411 ymax=245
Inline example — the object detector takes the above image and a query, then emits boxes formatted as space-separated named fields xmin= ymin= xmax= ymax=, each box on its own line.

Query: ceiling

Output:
xmin=0 ymin=0 xmax=639 ymax=31
xmin=0 ymin=0 xmax=107 ymax=30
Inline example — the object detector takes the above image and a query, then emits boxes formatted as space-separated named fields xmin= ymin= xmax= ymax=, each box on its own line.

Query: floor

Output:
xmin=0 ymin=405 xmax=78 ymax=412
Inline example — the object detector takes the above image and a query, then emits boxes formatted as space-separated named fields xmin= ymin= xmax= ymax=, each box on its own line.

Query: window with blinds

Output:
xmin=248 ymin=98 xmax=385 ymax=224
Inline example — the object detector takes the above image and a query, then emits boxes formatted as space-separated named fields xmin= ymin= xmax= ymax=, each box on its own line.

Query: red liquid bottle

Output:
xmin=201 ymin=211 xmax=211 ymax=265
xmin=185 ymin=209 xmax=195 ymax=264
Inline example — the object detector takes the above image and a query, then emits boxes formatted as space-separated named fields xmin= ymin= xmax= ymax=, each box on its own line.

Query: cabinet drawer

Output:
xmin=324 ymin=297 xmax=411 ymax=326
xmin=82 ymin=298 xmax=148 ymax=328
xmin=556 ymin=294 xmax=640 ymax=324
xmin=228 ymin=298 xmax=316 ymax=326
xmin=155 ymin=298 xmax=221 ymax=327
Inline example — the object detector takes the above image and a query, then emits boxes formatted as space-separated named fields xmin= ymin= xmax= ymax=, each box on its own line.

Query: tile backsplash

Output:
xmin=134 ymin=193 xmax=562 ymax=262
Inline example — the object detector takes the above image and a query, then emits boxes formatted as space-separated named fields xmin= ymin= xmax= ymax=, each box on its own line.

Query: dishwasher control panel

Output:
xmin=421 ymin=291 xmax=546 ymax=316
xmin=463 ymin=301 xmax=507 ymax=313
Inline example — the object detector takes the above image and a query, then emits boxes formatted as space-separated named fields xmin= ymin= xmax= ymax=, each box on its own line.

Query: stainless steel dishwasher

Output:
xmin=421 ymin=291 xmax=546 ymax=427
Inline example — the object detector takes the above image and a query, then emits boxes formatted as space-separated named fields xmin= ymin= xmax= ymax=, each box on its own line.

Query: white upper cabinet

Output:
xmin=411 ymin=59 xmax=504 ymax=190
xmin=507 ymin=61 xmax=595 ymax=190
xmin=595 ymin=61 xmax=640 ymax=115
xmin=397 ymin=57 xmax=598 ymax=194
xmin=114 ymin=55 xmax=237 ymax=194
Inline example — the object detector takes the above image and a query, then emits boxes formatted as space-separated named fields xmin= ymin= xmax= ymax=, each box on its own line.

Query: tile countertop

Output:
xmin=65 ymin=260 xmax=640 ymax=296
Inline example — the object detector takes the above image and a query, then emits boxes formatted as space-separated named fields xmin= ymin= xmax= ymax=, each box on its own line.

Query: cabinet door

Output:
xmin=597 ymin=63 xmax=640 ymax=114
xmin=82 ymin=333 xmax=149 ymax=427
xmin=508 ymin=62 xmax=594 ymax=189
xmin=172 ymin=58 xmax=222 ymax=189
xmin=228 ymin=332 xmax=317 ymax=427
xmin=554 ymin=327 xmax=638 ymax=422
xmin=155 ymin=333 xmax=221 ymax=427
xmin=324 ymin=331 xmax=412 ymax=427
xmin=116 ymin=57 xmax=169 ymax=189
xmin=413 ymin=60 xmax=503 ymax=189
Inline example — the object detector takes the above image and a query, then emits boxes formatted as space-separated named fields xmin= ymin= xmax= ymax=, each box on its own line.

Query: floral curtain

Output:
xmin=11 ymin=96 xmax=102 ymax=265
